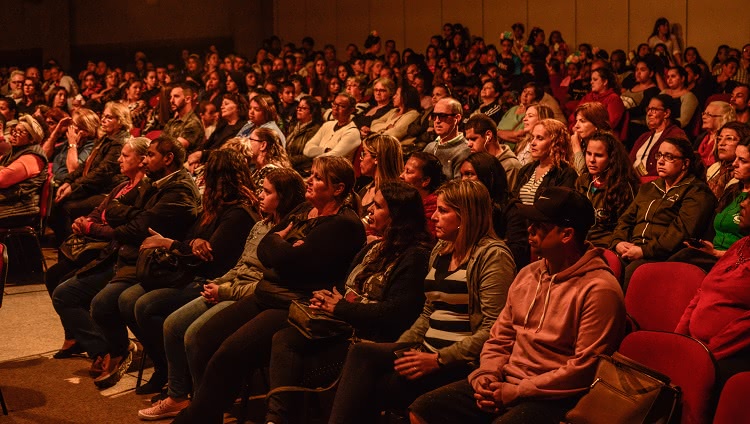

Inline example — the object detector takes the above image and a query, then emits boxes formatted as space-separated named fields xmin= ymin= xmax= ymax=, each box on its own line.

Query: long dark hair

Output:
xmin=462 ymin=152 xmax=509 ymax=207
xmin=201 ymin=149 xmax=258 ymax=225
xmin=584 ymin=131 xmax=639 ymax=221
xmin=264 ymin=167 xmax=306 ymax=222
xmin=353 ymin=181 xmax=432 ymax=290
xmin=716 ymin=124 xmax=750 ymax=212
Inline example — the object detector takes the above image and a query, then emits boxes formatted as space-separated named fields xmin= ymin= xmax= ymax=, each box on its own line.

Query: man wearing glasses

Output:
xmin=304 ymin=93 xmax=361 ymax=161
xmin=2 ymin=71 xmax=25 ymax=102
xmin=423 ymin=97 xmax=470 ymax=180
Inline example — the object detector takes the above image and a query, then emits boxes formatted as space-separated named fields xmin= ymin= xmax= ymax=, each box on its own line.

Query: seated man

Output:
xmin=303 ymin=92 xmax=361 ymax=162
xmin=423 ymin=97 xmax=470 ymax=180
xmin=464 ymin=113 xmax=521 ymax=188
xmin=409 ymin=187 xmax=626 ymax=424
xmin=52 ymin=136 xmax=201 ymax=389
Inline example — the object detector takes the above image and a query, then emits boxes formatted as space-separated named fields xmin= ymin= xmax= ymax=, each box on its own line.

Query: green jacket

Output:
xmin=397 ymin=236 xmax=516 ymax=364
xmin=610 ymin=175 xmax=717 ymax=259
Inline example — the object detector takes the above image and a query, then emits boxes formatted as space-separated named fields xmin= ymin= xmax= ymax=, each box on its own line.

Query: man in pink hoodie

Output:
xmin=409 ymin=187 xmax=626 ymax=424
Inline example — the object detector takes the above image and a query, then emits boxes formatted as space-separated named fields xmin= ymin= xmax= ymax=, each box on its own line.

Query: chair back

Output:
xmin=625 ymin=262 xmax=704 ymax=332
xmin=602 ymin=249 xmax=623 ymax=282
xmin=0 ymin=243 xmax=7 ymax=309
xmin=619 ymin=331 xmax=716 ymax=424
xmin=713 ymin=372 xmax=750 ymax=424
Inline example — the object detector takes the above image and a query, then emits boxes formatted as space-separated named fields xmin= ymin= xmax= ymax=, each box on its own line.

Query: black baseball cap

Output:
xmin=517 ymin=187 xmax=595 ymax=235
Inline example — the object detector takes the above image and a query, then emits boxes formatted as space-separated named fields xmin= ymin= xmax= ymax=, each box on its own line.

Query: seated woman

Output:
xmin=119 ymin=79 xmax=149 ymax=135
xmin=303 ymin=93 xmax=361 ymax=162
xmin=497 ymin=83 xmax=544 ymax=148
xmin=286 ymin=96 xmax=323 ymax=177
xmin=611 ymin=137 xmax=717 ymax=288
xmin=571 ymin=67 xmax=625 ymax=132
xmin=47 ymin=137 xmax=151 ymax=358
xmin=675 ymin=199 xmax=750 ymax=394
xmin=0 ymin=115 xmax=48 ymax=227
xmin=630 ymin=94 xmax=686 ymax=178
xmin=17 ymin=77 xmax=44 ymax=116
xmin=514 ymin=103 xmax=555 ymax=166
xmin=470 ymin=80 xmax=503 ymax=124
xmin=575 ymin=131 xmax=639 ymax=248
xmin=138 ymin=168 xmax=306 ymax=419
xmin=264 ymin=180 xmax=433 ymax=424
xmin=44 ymin=108 xmax=98 ymax=183
xmin=344 ymin=75 xmax=370 ymax=117
xmin=569 ymin=102 xmax=613 ymax=174
xmin=662 ymin=66 xmax=699 ymax=128
xmin=706 ymin=122 xmax=750 ymax=199
xmin=400 ymin=151 xmax=444 ymax=237
xmin=236 ymin=94 xmax=286 ymax=147
xmin=354 ymin=77 xmax=395 ymax=133
xmin=247 ymin=127 xmax=292 ymax=191
xmin=359 ymin=134 xmax=404 ymax=223
xmin=459 ymin=152 xmax=529 ymax=268
xmin=669 ymin=131 xmax=750 ymax=272
xmin=622 ymin=56 xmax=662 ymax=143
xmin=170 ymin=156 xmax=366 ymax=423
xmin=328 ymin=179 xmax=516 ymax=424
xmin=114 ymin=150 xmax=258 ymax=397
xmin=51 ymin=102 xmax=131 ymax=245
xmin=695 ymin=101 xmax=736 ymax=168
xmin=367 ymin=84 xmax=421 ymax=141
xmin=512 ymin=119 xmax=578 ymax=205
xmin=187 ymin=93 xmax=248 ymax=169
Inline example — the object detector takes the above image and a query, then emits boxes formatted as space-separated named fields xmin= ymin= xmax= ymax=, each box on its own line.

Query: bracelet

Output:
xmin=69 ymin=144 xmax=77 ymax=148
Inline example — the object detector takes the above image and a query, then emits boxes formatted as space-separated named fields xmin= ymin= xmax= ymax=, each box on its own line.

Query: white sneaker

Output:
xmin=138 ymin=397 xmax=190 ymax=420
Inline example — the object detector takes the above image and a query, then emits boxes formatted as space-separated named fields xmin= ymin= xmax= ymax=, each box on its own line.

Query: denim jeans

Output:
xmin=163 ymin=296 xmax=235 ymax=398
xmin=51 ymin=264 xmax=116 ymax=358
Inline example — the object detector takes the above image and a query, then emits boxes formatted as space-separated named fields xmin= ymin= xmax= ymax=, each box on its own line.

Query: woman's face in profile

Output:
xmin=431 ymin=195 xmax=460 ymax=242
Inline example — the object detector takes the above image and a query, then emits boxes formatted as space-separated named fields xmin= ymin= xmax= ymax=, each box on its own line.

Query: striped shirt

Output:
xmin=423 ymin=253 xmax=470 ymax=352
xmin=519 ymin=167 xmax=549 ymax=205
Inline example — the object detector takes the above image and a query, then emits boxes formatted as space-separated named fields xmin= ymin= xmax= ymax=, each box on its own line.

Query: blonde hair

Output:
xmin=435 ymin=179 xmax=497 ymax=265
xmin=363 ymin=134 xmax=403 ymax=187
xmin=72 ymin=108 xmax=100 ymax=137
xmin=103 ymin=101 xmax=133 ymax=133
xmin=253 ymin=127 xmax=291 ymax=168
xmin=534 ymin=119 xmax=571 ymax=168
xmin=707 ymin=101 xmax=737 ymax=130
xmin=515 ymin=103 xmax=554 ymax=156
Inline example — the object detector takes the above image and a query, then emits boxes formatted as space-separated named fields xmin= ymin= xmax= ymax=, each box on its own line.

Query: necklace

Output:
xmin=725 ymin=238 xmax=750 ymax=272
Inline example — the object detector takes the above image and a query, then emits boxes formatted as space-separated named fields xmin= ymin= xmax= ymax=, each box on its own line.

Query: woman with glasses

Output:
xmin=630 ymin=94 xmax=687 ymax=178
xmin=705 ymin=122 xmax=750 ymax=199
xmin=367 ymin=84 xmax=422 ymax=141
xmin=17 ymin=78 xmax=44 ymax=116
xmin=695 ymin=101 xmax=736 ymax=167
xmin=611 ymin=137 xmax=717 ymax=288
xmin=187 ymin=93 xmax=249 ymax=171
xmin=354 ymin=77 xmax=395 ymax=135
xmin=286 ymin=96 xmax=323 ymax=177
xmin=246 ymin=127 xmax=292 ymax=193
xmin=303 ymin=93 xmax=362 ymax=162
xmin=0 ymin=115 xmax=47 ymax=226
xmin=669 ymin=124 xmax=750 ymax=271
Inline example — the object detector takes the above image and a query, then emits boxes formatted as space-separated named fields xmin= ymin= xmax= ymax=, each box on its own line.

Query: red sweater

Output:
xmin=570 ymin=89 xmax=625 ymax=132
xmin=676 ymin=236 xmax=750 ymax=360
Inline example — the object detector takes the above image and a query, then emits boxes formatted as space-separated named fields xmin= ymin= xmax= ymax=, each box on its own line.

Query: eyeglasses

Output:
xmin=717 ymin=135 xmax=740 ymax=143
xmin=429 ymin=112 xmax=456 ymax=121
xmin=373 ymin=88 xmax=388 ymax=93
xmin=247 ymin=136 xmax=262 ymax=143
xmin=646 ymin=107 xmax=665 ymax=114
xmin=703 ymin=111 xmax=722 ymax=118
xmin=10 ymin=80 xmax=23 ymax=86
xmin=296 ymin=105 xmax=310 ymax=111
xmin=655 ymin=152 xmax=684 ymax=162
xmin=360 ymin=149 xmax=375 ymax=159
xmin=11 ymin=127 xmax=28 ymax=137
xmin=331 ymin=102 xmax=349 ymax=110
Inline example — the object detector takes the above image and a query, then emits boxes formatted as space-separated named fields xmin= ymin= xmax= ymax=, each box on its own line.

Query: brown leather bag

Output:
xmin=565 ymin=352 xmax=681 ymax=424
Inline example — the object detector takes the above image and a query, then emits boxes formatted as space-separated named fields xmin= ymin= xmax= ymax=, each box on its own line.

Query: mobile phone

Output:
xmin=686 ymin=238 xmax=704 ymax=248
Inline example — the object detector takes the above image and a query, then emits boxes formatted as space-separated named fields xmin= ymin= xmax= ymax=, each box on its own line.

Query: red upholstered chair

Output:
xmin=625 ymin=262 xmax=704 ymax=332
xmin=619 ymin=331 xmax=716 ymax=424
xmin=713 ymin=372 xmax=750 ymax=424
xmin=601 ymin=249 xmax=623 ymax=282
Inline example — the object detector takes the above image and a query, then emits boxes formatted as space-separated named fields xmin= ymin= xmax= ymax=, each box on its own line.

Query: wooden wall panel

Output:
xmin=576 ymin=0 xmax=629 ymax=54
xmin=528 ymin=0 xmax=575 ymax=52
xmin=404 ymin=0 xmax=442 ymax=56
xmin=334 ymin=1 xmax=366 ymax=56
xmin=442 ymin=0 xmax=484 ymax=40
xmin=305 ymin=0 xmax=337 ymax=46
xmin=482 ymin=1 xmax=528 ymax=46
xmin=275 ymin=0 xmax=307 ymax=49
xmin=369 ymin=0 xmax=406 ymax=53
xmin=686 ymin=1 xmax=750 ymax=61
xmin=628 ymin=0 xmax=686 ymax=53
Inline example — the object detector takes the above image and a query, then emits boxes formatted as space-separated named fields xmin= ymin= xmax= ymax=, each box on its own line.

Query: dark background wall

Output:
xmin=1 ymin=0 xmax=748 ymax=74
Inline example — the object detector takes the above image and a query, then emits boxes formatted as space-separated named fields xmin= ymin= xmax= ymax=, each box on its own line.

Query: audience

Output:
xmin=2 ymin=20 xmax=749 ymax=424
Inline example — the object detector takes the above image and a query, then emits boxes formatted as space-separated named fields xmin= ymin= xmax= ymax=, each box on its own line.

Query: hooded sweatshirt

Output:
xmin=467 ymin=247 xmax=626 ymax=405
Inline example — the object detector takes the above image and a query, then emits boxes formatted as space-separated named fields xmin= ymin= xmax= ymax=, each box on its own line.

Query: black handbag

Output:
xmin=136 ymin=247 xmax=200 ymax=291
xmin=59 ymin=234 xmax=109 ymax=264
xmin=287 ymin=300 xmax=354 ymax=340
xmin=565 ymin=353 xmax=681 ymax=424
